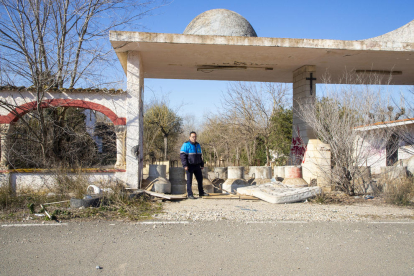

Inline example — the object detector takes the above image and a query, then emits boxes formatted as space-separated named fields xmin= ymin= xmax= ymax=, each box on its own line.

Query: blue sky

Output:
xmin=124 ymin=0 xmax=414 ymax=121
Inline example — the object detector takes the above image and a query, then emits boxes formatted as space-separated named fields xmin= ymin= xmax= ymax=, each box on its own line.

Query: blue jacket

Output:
xmin=180 ymin=141 xmax=204 ymax=167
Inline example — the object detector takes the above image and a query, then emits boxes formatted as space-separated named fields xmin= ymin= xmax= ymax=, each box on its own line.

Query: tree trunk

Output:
xmin=245 ymin=142 xmax=251 ymax=165
xmin=163 ymin=135 xmax=168 ymax=161
xmin=226 ymin=143 xmax=230 ymax=164
xmin=265 ymin=144 xmax=270 ymax=166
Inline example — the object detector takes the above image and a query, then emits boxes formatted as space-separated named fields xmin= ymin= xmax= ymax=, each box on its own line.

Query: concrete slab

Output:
xmin=110 ymin=25 xmax=414 ymax=85
xmin=237 ymin=183 xmax=321 ymax=204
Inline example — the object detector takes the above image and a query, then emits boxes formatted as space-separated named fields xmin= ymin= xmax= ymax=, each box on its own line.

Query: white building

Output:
xmin=355 ymin=118 xmax=414 ymax=174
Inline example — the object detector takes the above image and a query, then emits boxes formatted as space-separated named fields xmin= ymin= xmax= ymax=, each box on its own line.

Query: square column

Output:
xmin=292 ymin=65 xmax=317 ymax=164
xmin=292 ymin=65 xmax=331 ymax=189
xmin=126 ymin=51 xmax=144 ymax=189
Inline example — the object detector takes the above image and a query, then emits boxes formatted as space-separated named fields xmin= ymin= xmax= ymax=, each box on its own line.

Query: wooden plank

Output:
xmin=143 ymin=190 xmax=187 ymax=200
xmin=202 ymin=194 xmax=259 ymax=200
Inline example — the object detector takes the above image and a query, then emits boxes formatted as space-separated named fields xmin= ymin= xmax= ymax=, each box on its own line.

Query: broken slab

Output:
xmin=143 ymin=190 xmax=186 ymax=200
xmin=237 ymin=183 xmax=321 ymax=204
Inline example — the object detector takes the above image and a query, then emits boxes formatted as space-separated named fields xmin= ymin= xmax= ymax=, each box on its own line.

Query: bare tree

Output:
xmin=0 ymin=0 xmax=164 ymax=167
xmin=297 ymin=72 xmax=399 ymax=195
xmin=219 ymin=82 xmax=290 ymax=165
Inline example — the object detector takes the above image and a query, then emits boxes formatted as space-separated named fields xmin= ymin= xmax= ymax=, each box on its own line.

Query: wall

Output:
xmin=0 ymin=170 xmax=126 ymax=192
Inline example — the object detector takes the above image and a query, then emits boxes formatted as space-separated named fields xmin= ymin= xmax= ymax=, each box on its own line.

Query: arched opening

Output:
xmin=0 ymin=99 xmax=125 ymax=125
xmin=2 ymin=100 xmax=126 ymax=169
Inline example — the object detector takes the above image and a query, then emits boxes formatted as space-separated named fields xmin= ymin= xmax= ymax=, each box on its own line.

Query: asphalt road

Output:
xmin=1 ymin=220 xmax=413 ymax=275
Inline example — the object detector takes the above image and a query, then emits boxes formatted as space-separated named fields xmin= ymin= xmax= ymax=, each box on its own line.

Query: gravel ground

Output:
xmin=155 ymin=198 xmax=414 ymax=222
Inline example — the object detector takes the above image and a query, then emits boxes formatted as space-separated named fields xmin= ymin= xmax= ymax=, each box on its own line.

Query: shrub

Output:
xmin=384 ymin=177 xmax=414 ymax=206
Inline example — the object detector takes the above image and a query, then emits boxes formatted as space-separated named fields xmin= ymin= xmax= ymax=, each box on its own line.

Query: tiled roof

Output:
xmin=0 ymin=85 xmax=125 ymax=94
xmin=355 ymin=117 xmax=414 ymax=130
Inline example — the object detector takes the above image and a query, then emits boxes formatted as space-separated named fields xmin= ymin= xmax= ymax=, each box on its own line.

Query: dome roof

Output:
xmin=183 ymin=9 xmax=257 ymax=37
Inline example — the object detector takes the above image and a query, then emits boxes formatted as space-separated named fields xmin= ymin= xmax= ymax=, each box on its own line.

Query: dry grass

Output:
xmin=0 ymin=170 xmax=163 ymax=222
xmin=384 ymin=177 xmax=414 ymax=206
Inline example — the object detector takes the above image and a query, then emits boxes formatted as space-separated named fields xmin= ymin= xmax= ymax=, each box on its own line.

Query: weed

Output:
xmin=384 ymin=177 xmax=414 ymax=206
xmin=312 ymin=193 xmax=327 ymax=204
xmin=53 ymin=168 xmax=88 ymax=199
xmin=27 ymin=203 xmax=35 ymax=214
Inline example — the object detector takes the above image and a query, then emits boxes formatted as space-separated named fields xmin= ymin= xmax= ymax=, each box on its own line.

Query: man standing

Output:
xmin=180 ymin=131 xmax=208 ymax=199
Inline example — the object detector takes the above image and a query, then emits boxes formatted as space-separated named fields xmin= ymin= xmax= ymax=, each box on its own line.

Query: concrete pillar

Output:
xmin=292 ymin=66 xmax=332 ymax=190
xmin=0 ymin=124 xmax=10 ymax=169
xmin=302 ymin=139 xmax=331 ymax=189
xmin=114 ymin=125 xmax=126 ymax=169
xmin=126 ymin=51 xmax=144 ymax=189
xmin=292 ymin=65 xmax=317 ymax=165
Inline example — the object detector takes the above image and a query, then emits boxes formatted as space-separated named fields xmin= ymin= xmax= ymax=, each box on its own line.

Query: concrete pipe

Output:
xmin=247 ymin=166 xmax=257 ymax=179
xmin=149 ymin=165 xmax=167 ymax=179
xmin=282 ymin=166 xmax=308 ymax=187
xmin=152 ymin=177 xmax=171 ymax=194
xmin=169 ymin=167 xmax=186 ymax=194
xmin=222 ymin=179 xmax=248 ymax=193
xmin=214 ymin=167 xmax=228 ymax=180
xmin=227 ymin=166 xmax=244 ymax=179
xmin=274 ymin=166 xmax=285 ymax=180
xmin=142 ymin=164 xmax=167 ymax=189
xmin=192 ymin=178 xmax=214 ymax=194
xmin=255 ymin=166 xmax=272 ymax=179
xmin=171 ymin=184 xmax=186 ymax=194
xmin=202 ymin=167 xmax=209 ymax=179
xmin=250 ymin=166 xmax=272 ymax=185
xmin=169 ymin=167 xmax=185 ymax=181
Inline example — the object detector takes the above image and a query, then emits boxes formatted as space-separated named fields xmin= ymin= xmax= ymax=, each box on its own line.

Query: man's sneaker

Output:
xmin=187 ymin=195 xmax=197 ymax=199
xmin=199 ymin=193 xmax=209 ymax=197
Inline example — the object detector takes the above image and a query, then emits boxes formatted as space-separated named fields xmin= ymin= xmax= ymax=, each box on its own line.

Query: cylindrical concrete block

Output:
xmin=149 ymin=165 xmax=167 ymax=178
xmin=275 ymin=166 xmax=285 ymax=179
xmin=171 ymin=185 xmax=186 ymax=194
xmin=222 ymin=179 xmax=248 ymax=193
xmin=255 ymin=166 xmax=272 ymax=179
xmin=169 ymin=167 xmax=185 ymax=181
xmin=192 ymin=178 xmax=214 ymax=194
xmin=248 ymin=166 xmax=257 ymax=178
xmin=282 ymin=166 xmax=307 ymax=187
xmin=214 ymin=167 xmax=228 ymax=180
xmin=202 ymin=167 xmax=209 ymax=179
xmin=169 ymin=167 xmax=186 ymax=194
xmin=284 ymin=166 xmax=302 ymax=178
xmin=152 ymin=177 xmax=171 ymax=193
xmin=227 ymin=166 xmax=244 ymax=179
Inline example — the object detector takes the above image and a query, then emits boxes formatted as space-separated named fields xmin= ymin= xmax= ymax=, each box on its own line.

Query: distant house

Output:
xmin=355 ymin=118 xmax=414 ymax=174
xmin=83 ymin=109 xmax=116 ymax=157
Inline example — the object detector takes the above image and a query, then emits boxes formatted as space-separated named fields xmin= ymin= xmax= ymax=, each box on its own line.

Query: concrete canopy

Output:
xmin=110 ymin=19 xmax=414 ymax=85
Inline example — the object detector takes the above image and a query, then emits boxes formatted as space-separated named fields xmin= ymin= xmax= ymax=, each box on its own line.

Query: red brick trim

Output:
xmin=0 ymin=99 xmax=126 ymax=125
xmin=0 ymin=168 xmax=126 ymax=173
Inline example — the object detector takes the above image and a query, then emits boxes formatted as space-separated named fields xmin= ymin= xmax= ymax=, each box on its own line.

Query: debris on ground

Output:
xmin=237 ymin=183 xmax=321 ymax=204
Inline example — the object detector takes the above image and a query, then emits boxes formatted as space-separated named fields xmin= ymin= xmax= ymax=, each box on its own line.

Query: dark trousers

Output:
xmin=186 ymin=164 xmax=204 ymax=196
